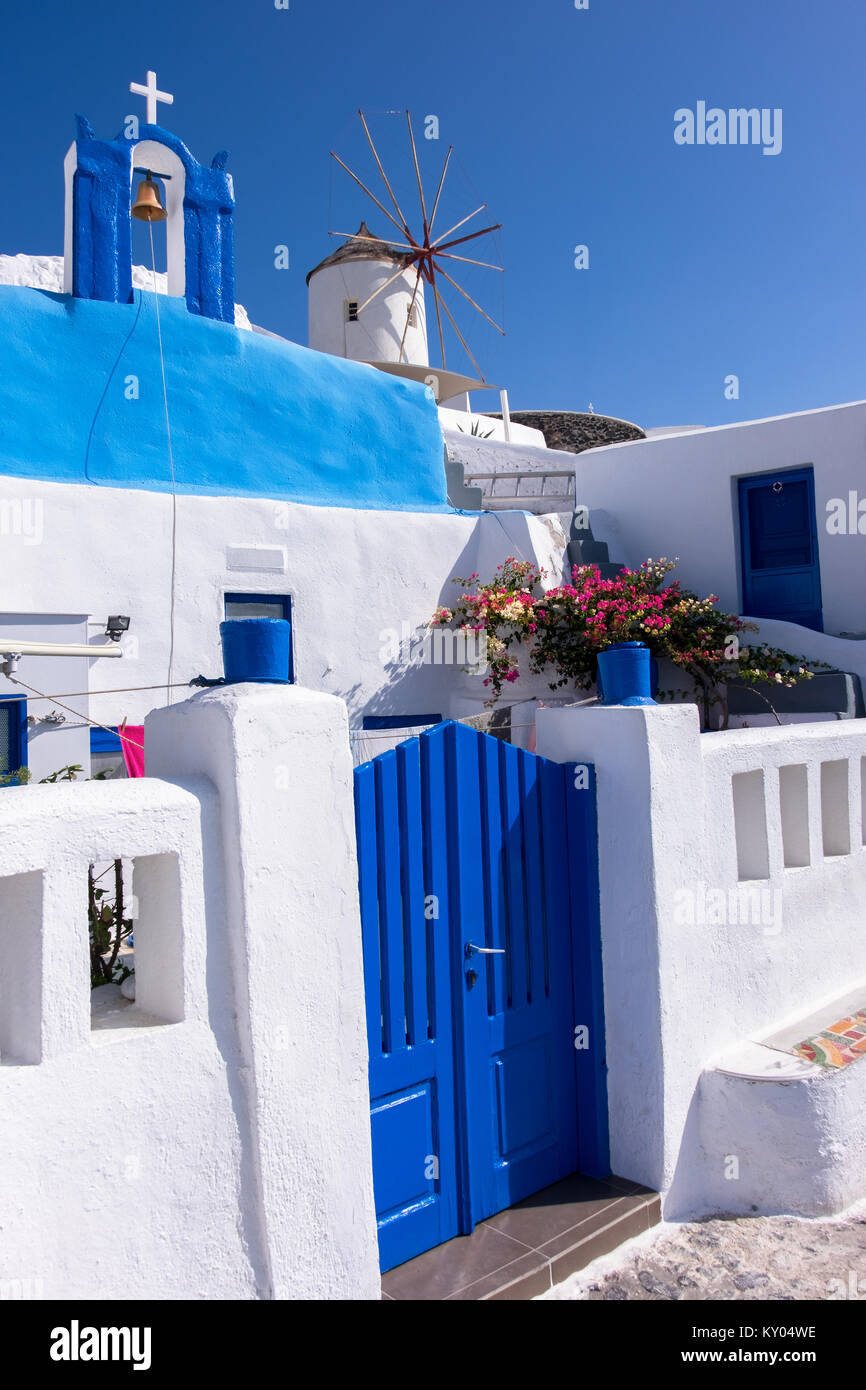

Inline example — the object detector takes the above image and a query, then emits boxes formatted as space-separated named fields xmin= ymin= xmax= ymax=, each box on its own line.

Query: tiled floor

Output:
xmin=381 ymin=1172 xmax=661 ymax=1301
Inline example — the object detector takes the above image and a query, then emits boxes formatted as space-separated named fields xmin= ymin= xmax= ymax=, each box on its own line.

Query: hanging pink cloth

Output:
xmin=120 ymin=726 xmax=145 ymax=778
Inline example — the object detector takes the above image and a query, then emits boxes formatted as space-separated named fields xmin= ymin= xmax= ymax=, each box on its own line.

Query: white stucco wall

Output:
xmin=571 ymin=400 xmax=866 ymax=637
xmin=537 ymin=703 xmax=866 ymax=1219
xmin=438 ymin=408 xmax=545 ymax=447
xmin=444 ymin=429 xmax=580 ymax=488
xmin=0 ymin=613 xmax=94 ymax=779
xmin=0 ymin=474 xmax=568 ymax=759
xmin=0 ymin=773 xmax=255 ymax=1298
xmin=0 ymin=682 xmax=380 ymax=1299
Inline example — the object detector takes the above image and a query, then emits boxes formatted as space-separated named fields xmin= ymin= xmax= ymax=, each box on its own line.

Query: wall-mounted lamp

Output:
xmin=105 ymin=616 xmax=131 ymax=643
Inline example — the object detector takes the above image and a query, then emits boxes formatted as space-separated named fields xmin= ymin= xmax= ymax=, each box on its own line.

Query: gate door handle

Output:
xmin=465 ymin=942 xmax=505 ymax=957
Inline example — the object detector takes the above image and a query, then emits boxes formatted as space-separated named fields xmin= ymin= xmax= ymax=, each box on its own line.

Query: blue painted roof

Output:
xmin=0 ymin=286 xmax=449 ymax=511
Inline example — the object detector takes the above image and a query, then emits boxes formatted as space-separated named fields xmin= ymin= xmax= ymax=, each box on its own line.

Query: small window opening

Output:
xmin=223 ymin=593 xmax=294 ymax=682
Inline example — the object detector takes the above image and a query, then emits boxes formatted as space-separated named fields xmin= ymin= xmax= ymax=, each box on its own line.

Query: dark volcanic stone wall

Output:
xmin=485 ymin=411 xmax=646 ymax=455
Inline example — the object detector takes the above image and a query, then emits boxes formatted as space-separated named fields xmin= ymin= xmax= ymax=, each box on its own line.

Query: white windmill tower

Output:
xmin=307 ymin=220 xmax=430 ymax=367
xmin=307 ymin=111 xmax=505 ymax=411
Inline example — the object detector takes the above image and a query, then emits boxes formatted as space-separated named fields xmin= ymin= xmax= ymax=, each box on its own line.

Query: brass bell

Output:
xmin=131 ymin=173 xmax=167 ymax=222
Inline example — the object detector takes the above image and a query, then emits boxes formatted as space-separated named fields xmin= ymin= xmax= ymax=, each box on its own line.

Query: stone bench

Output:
xmin=694 ymin=987 xmax=866 ymax=1218
xmin=727 ymin=670 xmax=864 ymax=720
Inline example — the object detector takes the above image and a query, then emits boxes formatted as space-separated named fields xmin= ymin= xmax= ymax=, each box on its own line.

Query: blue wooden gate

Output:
xmin=353 ymin=720 xmax=608 ymax=1274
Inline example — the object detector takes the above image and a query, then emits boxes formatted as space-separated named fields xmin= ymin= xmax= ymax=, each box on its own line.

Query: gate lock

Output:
xmin=464 ymin=941 xmax=505 ymax=989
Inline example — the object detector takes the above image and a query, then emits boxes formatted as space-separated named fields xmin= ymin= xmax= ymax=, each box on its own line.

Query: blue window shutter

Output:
xmin=362 ymin=715 xmax=442 ymax=731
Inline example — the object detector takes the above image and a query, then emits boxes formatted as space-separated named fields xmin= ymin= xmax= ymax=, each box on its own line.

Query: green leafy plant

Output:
xmin=39 ymin=764 xmax=85 ymax=782
xmin=88 ymin=859 xmax=134 ymax=988
xmin=456 ymin=418 xmax=495 ymax=438
xmin=33 ymin=762 xmax=130 ymax=987
xmin=431 ymin=556 xmax=824 ymax=728
xmin=0 ymin=766 xmax=31 ymax=787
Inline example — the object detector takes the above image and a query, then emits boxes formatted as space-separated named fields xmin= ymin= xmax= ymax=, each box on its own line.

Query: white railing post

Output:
xmin=537 ymin=703 xmax=705 ymax=1200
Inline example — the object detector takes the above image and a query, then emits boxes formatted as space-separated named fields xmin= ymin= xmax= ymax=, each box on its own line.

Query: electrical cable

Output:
xmin=6 ymin=668 xmax=594 ymax=749
xmin=148 ymin=217 xmax=179 ymax=708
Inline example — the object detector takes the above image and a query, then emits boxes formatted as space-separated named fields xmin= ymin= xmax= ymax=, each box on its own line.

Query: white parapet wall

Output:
xmin=537 ymin=703 xmax=866 ymax=1219
xmin=438 ymin=408 xmax=546 ymax=448
xmin=443 ymin=429 xmax=580 ymax=514
xmin=0 ymin=682 xmax=380 ymax=1300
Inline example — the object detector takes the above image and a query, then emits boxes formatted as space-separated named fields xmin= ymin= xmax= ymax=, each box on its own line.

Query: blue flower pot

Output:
xmin=220 ymin=618 xmax=291 ymax=684
xmin=596 ymin=642 xmax=657 ymax=706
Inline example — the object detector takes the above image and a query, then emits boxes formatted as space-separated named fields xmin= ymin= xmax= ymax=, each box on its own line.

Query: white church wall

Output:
xmin=0 ymin=683 xmax=381 ymax=1300
xmin=537 ymin=702 xmax=866 ymax=1219
xmin=0 ymin=473 xmax=567 ymax=740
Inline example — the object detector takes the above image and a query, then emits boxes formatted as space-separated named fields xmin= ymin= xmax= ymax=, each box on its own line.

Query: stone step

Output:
xmin=380 ymin=1171 xmax=661 ymax=1301
xmin=564 ymin=507 xmax=625 ymax=581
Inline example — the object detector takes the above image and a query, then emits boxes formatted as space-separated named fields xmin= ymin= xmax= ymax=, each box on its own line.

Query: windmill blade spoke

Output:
xmin=435 ymin=265 xmax=505 ymax=336
xmin=427 ymin=263 xmax=448 ymax=370
xmin=330 ymin=151 xmax=415 ymax=243
xmin=434 ymin=224 xmax=502 ymax=252
xmin=427 ymin=147 xmax=454 ymax=241
xmin=328 ymin=229 xmax=417 ymax=252
xmin=398 ymin=265 xmax=424 ymax=362
xmin=358 ymin=110 xmax=413 ymax=239
xmin=431 ymin=205 xmax=487 ymax=248
xmin=433 ymin=280 xmax=487 ymax=381
xmin=330 ymin=122 xmax=500 ymax=382
xmin=355 ymin=263 xmax=414 ymax=316
xmin=406 ymin=111 xmax=429 ymax=239
xmin=436 ymin=250 xmax=505 ymax=272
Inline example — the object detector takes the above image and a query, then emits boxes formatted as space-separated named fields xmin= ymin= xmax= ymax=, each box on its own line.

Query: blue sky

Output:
xmin=0 ymin=0 xmax=863 ymax=428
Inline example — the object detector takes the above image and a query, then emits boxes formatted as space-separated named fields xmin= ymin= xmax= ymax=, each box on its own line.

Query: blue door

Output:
xmin=738 ymin=469 xmax=823 ymax=631
xmin=354 ymin=721 xmax=608 ymax=1273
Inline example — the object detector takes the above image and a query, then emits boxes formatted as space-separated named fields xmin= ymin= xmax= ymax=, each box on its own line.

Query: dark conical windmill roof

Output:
xmin=306 ymin=221 xmax=414 ymax=285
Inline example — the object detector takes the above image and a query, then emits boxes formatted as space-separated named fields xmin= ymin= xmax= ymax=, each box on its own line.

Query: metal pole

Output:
xmin=500 ymin=388 xmax=512 ymax=442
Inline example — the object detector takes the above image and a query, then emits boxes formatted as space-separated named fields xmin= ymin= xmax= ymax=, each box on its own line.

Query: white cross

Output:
xmin=129 ymin=70 xmax=174 ymax=126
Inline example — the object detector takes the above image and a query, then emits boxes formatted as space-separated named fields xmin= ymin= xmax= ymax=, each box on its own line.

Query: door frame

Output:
xmin=737 ymin=465 xmax=823 ymax=631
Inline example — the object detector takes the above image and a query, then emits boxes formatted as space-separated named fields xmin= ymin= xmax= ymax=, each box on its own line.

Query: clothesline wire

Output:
xmin=7 ymin=680 xmax=574 ymax=714
xmin=6 ymin=676 xmax=595 ymax=751
xmin=7 ymin=675 xmax=145 ymax=752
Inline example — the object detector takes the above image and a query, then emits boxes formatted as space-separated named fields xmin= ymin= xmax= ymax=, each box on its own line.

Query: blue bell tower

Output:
xmin=63 ymin=72 xmax=235 ymax=324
